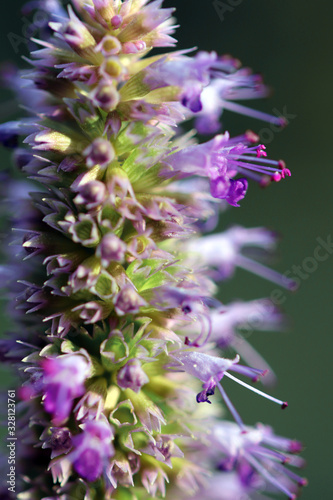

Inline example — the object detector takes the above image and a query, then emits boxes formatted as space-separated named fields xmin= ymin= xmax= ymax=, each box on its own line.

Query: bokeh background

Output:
xmin=0 ymin=0 xmax=332 ymax=498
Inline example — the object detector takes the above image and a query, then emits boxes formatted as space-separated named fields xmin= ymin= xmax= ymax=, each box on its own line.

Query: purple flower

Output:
xmin=206 ymin=300 xmax=284 ymax=384
xmin=210 ymin=300 xmax=283 ymax=339
xmin=169 ymin=350 xmax=287 ymax=429
xmin=185 ymin=225 xmax=296 ymax=288
xmin=194 ymin=60 xmax=287 ymax=135
xmin=209 ymin=421 xmax=307 ymax=498
xmin=70 ymin=420 xmax=115 ymax=482
xmin=143 ymin=52 xmax=216 ymax=112
xmin=189 ymin=470 xmax=256 ymax=500
xmin=210 ymin=174 xmax=248 ymax=207
xmin=22 ymin=0 xmax=64 ymax=17
xmin=169 ymin=350 xmax=240 ymax=390
xmin=162 ymin=132 xmax=290 ymax=206
xmin=41 ymin=352 xmax=90 ymax=425
xmin=110 ymin=15 xmax=123 ymax=29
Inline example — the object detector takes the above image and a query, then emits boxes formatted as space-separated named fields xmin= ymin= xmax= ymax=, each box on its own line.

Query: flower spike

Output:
xmin=0 ymin=1 xmax=304 ymax=499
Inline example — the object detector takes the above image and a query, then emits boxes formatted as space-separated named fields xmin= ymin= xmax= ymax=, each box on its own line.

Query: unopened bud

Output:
xmin=117 ymin=359 xmax=149 ymax=393
xmin=84 ymin=138 xmax=115 ymax=169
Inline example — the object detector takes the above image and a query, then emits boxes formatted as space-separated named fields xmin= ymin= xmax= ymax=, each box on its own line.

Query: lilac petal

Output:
xmin=168 ymin=350 xmax=240 ymax=384
xmin=226 ymin=178 xmax=248 ymax=207
xmin=74 ymin=447 xmax=103 ymax=482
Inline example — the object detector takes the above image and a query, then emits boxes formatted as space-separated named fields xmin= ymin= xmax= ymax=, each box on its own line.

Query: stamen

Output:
xmin=232 ymin=337 xmax=277 ymax=386
xmin=244 ymin=452 xmax=297 ymax=499
xmin=230 ymin=160 xmax=282 ymax=175
xmin=274 ymin=462 xmax=308 ymax=486
xmin=252 ymin=446 xmax=290 ymax=464
xmin=224 ymin=372 xmax=287 ymax=409
xmin=231 ymin=156 xmax=281 ymax=167
xmin=236 ymin=255 xmax=297 ymax=290
xmin=188 ymin=314 xmax=212 ymax=347
xmin=216 ymin=381 xmax=246 ymax=431
xmin=225 ymin=87 xmax=270 ymax=101
xmin=222 ymin=100 xmax=286 ymax=127
xmin=221 ymin=131 xmax=259 ymax=146
xmin=245 ymin=130 xmax=260 ymax=143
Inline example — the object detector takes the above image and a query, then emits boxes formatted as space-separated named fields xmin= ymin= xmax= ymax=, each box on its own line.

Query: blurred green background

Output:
xmin=0 ymin=0 xmax=332 ymax=498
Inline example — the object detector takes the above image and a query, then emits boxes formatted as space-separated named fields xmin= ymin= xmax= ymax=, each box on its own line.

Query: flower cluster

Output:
xmin=0 ymin=1 xmax=305 ymax=499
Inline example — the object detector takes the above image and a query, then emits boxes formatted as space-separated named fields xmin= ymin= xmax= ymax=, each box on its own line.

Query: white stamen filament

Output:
xmin=225 ymin=372 xmax=287 ymax=407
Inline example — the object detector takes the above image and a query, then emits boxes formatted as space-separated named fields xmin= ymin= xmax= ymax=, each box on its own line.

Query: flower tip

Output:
xmin=245 ymin=129 xmax=259 ymax=143
xmin=278 ymin=116 xmax=289 ymax=128
xmin=289 ymin=440 xmax=303 ymax=453
xmin=271 ymin=172 xmax=282 ymax=182
xmin=259 ymin=175 xmax=271 ymax=188
xmin=288 ymin=279 xmax=299 ymax=292
xmin=278 ymin=160 xmax=291 ymax=177
xmin=256 ymin=144 xmax=267 ymax=158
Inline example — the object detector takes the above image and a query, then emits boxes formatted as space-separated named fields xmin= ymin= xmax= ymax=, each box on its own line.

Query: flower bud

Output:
xmin=111 ymin=15 xmax=123 ymax=29
xmin=74 ymin=180 xmax=107 ymax=209
xmin=114 ymin=285 xmax=147 ymax=316
xmin=91 ymin=82 xmax=120 ymax=112
xmin=84 ymin=138 xmax=115 ymax=169
xmin=97 ymin=233 xmax=127 ymax=266
xmin=117 ymin=359 xmax=149 ymax=393
xmin=40 ymin=427 xmax=73 ymax=459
